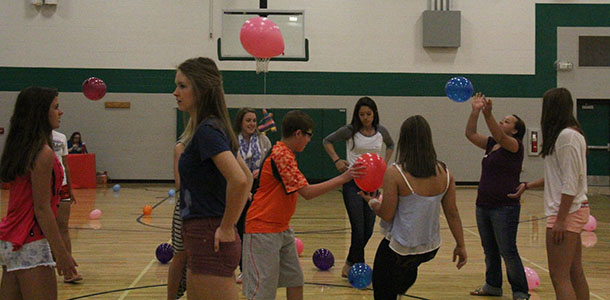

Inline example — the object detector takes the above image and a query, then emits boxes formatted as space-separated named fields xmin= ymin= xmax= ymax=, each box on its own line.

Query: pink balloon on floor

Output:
xmin=295 ymin=237 xmax=304 ymax=256
xmin=524 ymin=267 xmax=540 ymax=290
xmin=583 ymin=215 xmax=597 ymax=232
xmin=581 ymin=231 xmax=598 ymax=248
xmin=89 ymin=208 xmax=102 ymax=220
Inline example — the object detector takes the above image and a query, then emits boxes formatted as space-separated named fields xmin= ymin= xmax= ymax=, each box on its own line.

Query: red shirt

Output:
xmin=246 ymin=141 xmax=308 ymax=233
xmin=0 ymin=155 xmax=63 ymax=250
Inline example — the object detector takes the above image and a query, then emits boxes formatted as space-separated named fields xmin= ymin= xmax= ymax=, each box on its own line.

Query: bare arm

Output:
xmin=465 ymin=93 xmax=488 ymax=150
xmin=173 ymin=142 xmax=185 ymax=190
xmin=508 ymin=177 xmax=544 ymax=198
xmin=323 ymin=143 xmax=349 ymax=172
xmin=32 ymin=146 xmax=77 ymax=277
xmin=384 ymin=148 xmax=393 ymax=165
xmin=298 ymin=163 xmax=362 ymax=200
xmin=441 ymin=173 xmax=467 ymax=269
xmin=211 ymin=151 xmax=249 ymax=251
xmin=236 ymin=154 xmax=254 ymax=204
xmin=480 ymin=96 xmax=519 ymax=153
xmin=375 ymin=168 xmax=399 ymax=222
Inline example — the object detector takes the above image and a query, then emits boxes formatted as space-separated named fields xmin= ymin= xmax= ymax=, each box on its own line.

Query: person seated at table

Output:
xmin=68 ymin=132 xmax=88 ymax=154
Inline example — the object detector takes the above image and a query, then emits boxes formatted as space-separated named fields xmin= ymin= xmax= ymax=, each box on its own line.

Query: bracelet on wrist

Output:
xmin=334 ymin=158 xmax=341 ymax=163
xmin=368 ymin=198 xmax=380 ymax=209
xmin=524 ymin=182 xmax=529 ymax=190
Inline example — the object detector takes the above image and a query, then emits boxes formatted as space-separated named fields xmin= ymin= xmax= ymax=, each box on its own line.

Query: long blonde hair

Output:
xmin=177 ymin=57 xmax=238 ymax=152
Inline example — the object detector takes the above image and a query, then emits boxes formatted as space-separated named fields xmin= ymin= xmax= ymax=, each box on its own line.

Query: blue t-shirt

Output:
xmin=179 ymin=118 xmax=233 ymax=220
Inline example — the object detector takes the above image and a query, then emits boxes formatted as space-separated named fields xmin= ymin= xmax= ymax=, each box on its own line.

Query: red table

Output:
xmin=67 ymin=153 xmax=97 ymax=189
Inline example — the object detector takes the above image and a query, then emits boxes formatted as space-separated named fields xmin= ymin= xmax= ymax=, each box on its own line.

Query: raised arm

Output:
xmin=440 ymin=173 xmax=467 ymax=269
xmin=480 ymin=96 xmax=519 ymax=153
xmin=465 ymin=93 xmax=488 ymax=150
xmin=32 ymin=146 xmax=77 ymax=277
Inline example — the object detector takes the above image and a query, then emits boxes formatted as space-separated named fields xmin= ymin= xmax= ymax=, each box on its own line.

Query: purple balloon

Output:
xmin=312 ymin=248 xmax=334 ymax=271
xmin=156 ymin=243 xmax=174 ymax=264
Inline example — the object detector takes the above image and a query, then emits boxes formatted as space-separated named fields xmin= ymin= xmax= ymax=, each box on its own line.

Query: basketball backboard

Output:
xmin=219 ymin=9 xmax=308 ymax=61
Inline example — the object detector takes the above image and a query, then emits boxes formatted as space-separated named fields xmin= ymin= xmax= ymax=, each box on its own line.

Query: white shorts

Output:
xmin=242 ymin=229 xmax=304 ymax=300
xmin=0 ymin=239 xmax=55 ymax=272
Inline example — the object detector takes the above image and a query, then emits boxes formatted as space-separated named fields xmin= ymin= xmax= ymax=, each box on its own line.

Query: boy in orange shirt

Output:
xmin=242 ymin=110 xmax=362 ymax=300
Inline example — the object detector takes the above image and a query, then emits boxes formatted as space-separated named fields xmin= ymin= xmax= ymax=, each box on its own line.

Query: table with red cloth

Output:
xmin=67 ymin=153 xmax=97 ymax=189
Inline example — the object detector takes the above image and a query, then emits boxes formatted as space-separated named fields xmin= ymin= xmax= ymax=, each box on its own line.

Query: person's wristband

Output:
xmin=368 ymin=198 xmax=380 ymax=209
xmin=334 ymin=158 xmax=341 ymax=163
xmin=524 ymin=182 xmax=529 ymax=190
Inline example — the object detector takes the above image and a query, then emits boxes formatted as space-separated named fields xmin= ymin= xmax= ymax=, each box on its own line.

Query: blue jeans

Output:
xmin=343 ymin=180 xmax=376 ymax=265
xmin=476 ymin=205 xmax=530 ymax=299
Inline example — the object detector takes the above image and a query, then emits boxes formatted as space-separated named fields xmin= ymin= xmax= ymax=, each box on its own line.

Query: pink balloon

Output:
xmin=82 ymin=77 xmax=107 ymax=101
xmin=581 ymin=231 xmax=598 ymax=248
xmin=89 ymin=208 xmax=102 ymax=220
xmin=354 ymin=153 xmax=386 ymax=192
xmin=295 ymin=237 xmax=304 ymax=256
xmin=583 ymin=215 xmax=597 ymax=232
xmin=524 ymin=267 xmax=540 ymax=290
xmin=240 ymin=17 xmax=285 ymax=58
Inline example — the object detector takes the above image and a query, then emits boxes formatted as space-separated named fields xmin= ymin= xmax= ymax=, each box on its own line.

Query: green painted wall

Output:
xmin=2 ymin=4 xmax=609 ymax=97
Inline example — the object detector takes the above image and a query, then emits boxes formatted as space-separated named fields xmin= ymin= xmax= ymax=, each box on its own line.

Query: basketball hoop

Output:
xmin=255 ymin=57 xmax=271 ymax=74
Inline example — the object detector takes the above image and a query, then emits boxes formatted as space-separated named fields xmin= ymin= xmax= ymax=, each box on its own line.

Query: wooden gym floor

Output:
xmin=1 ymin=184 xmax=608 ymax=300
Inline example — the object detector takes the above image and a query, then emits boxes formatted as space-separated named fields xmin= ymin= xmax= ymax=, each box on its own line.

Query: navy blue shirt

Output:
xmin=477 ymin=137 xmax=524 ymax=207
xmin=179 ymin=118 xmax=233 ymax=220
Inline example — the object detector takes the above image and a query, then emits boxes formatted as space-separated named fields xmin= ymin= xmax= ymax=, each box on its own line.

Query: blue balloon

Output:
xmin=445 ymin=76 xmax=474 ymax=102
xmin=113 ymin=184 xmax=120 ymax=192
xmin=168 ymin=189 xmax=176 ymax=197
xmin=348 ymin=263 xmax=373 ymax=289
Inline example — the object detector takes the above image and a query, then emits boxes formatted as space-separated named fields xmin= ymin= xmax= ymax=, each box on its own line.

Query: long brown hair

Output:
xmin=540 ymin=87 xmax=584 ymax=157
xmin=177 ymin=57 xmax=238 ymax=152
xmin=396 ymin=115 xmax=438 ymax=178
xmin=232 ymin=107 xmax=259 ymax=136
xmin=1 ymin=86 xmax=58 ymax=182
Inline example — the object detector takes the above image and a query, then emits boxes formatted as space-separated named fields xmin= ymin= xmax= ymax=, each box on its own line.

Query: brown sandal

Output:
xmin=470 ymin=288 xmax=502 ymax=297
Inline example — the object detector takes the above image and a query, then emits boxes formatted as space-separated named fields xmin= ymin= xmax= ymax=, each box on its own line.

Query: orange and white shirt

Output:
xmin=246 ymin=141 xmax=308 ymax=234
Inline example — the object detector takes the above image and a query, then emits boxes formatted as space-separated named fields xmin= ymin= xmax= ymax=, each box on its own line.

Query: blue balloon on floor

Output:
xmin=113 ymin=184 xmax=121 ymax=192
xmin=312 ymin=248 xmax=335 ymax=271
xmin=168 ymin=189 xmax=176 ymax=197
xmin=445 ymin=76 xmax=474 ymax=102
xmin=156 ymin=243 xmax=174 ymax=264
xmin=348 ymin=263 xmax=373 ymax=289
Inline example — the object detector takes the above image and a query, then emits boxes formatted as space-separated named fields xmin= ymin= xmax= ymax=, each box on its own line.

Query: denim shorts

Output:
xmin=0 ymin=239 xmax=55 ymax=272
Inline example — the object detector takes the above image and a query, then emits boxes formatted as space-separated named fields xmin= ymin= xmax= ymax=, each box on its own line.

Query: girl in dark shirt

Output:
xmin=172 ymin=57 xmax=252 ymax=300
xmin=465 ymin=93 xmax=530 ymax=300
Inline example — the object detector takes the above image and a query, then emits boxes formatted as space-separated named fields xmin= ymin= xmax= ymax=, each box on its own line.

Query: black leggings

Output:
xmin=372 ymin=239 xmax=438 ymax=300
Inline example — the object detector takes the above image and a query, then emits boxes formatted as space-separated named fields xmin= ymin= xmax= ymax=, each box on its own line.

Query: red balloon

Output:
xmin=354 ymin=153 xmax=386 ymax=192
xmin=239 ymin=17 xmax=285 ymax=58
xmin=82 ymin=77 xmax=106 ymax=101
